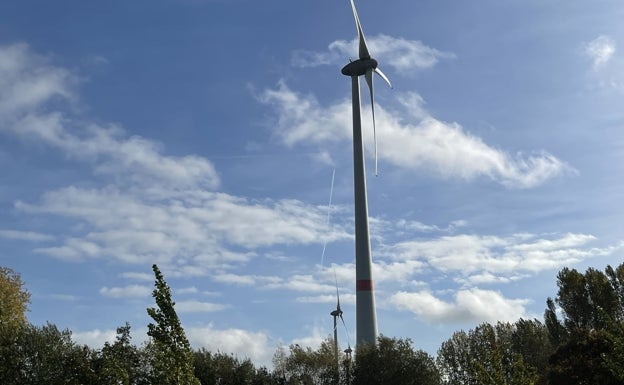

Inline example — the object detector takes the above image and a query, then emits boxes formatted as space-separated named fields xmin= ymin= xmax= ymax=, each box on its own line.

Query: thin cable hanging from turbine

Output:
xmin=320 ymin=168 xmax=336 ymax=268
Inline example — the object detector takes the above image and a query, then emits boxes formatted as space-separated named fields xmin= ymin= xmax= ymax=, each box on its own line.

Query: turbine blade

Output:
xmin=365 ymin=68 xmax=378 ymax=176
xmin=349 ymin=0 xmax=370 ymax=59
xmin=375 ymin=67 xmax=392 ymax=89
xmin=340 ymin=314 xmax=351 ymax=347
xmin=334 ymin=268 xmax=341 ymax=311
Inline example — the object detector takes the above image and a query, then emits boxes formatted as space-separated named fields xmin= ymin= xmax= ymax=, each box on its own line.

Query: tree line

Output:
xmin=1 ymin=262 xmax=623 ymax=384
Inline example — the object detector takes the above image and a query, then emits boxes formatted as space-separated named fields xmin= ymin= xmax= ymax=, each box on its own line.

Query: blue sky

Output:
xmin=1 ymin=0 xmax=623 ymax=366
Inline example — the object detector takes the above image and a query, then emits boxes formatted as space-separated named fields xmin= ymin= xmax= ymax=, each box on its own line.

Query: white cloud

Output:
xmin=289 ymin=325 xmax=330 ymax=351
xmin=11 ymin=114 xmax=220 ymax=191
xmin=0 ymin=43 xmax=219 ymax=191
xmin=99 ymin=284 xmax=152 ymax=298
xmin=187 ymin=324 xmax=274 ymax=367
xmin=257 ymin=81 xmax=351 ymax=147
xmin=18 ymin=186 xmax=349 ymax=267
xmin=175 ymin=300 xmax=227 ymax=313
xmin=72 ymin=328 xmax=118 ymax=348
xmin=297 ymin=292 xmax=356 ymax=305
xmin=120 ymin=271 xmax=154 ymax=282
xmin=373 ymin=218 xmax=467 ymax=240
xmin=385 ymin=232 xmax=620 ymax=284
xmin=213 ymin=273 xmax=258 ymax=286
xmin=0 ymin=43 xmax=75 ymax=121
xmin=264 ymin=274 xmax=337 ymax=293
xmin=584 ymin=35 xmax=616 ymax=69
xmin=292 ymin=35 xmax=454 ymax=74
xmin=373 ymin=260 xmax=426 ymax=284
xmin=390 ymin=288 xmax=531 ymax=323
xmin=0 ymin=229 xmax=54 ymax=242
xmin=48 ymin=294 xmax=80 ymax=301
xmin=258 ymin=83 xmax=571 ymax=188
xmin=176 ymin=286 xmax=199 ymax=294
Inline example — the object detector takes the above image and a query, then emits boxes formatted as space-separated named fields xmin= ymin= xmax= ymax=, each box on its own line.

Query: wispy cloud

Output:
xmin=175 ymin=300 xmax=227 ymax=313
xmin=18 ymin=187 xmax=350 ymax=266
xmin=120 ymin=272 xmax=154 ymax=282
xmin=0 ymin=229 xmax=54 ymax=242
xmin=258 ymin=82 xmax=572 ymax=188
xmin=0 ymin=43 xmax=219 ymax=191
xmin=390 ymin=288 xmax=532 ymax=324
xmin=99 ymin=285 xmax=152 ymax=298
xmin=72 ymin=328 xmax=118 ymax=348
xmin=186 ymin=324 xmax=273 ymax=366
xmin=0 ymin=43 xmax=75 ymax=121
xmin=291 ymin=34 xmax=455 ymax=74
xmin=383 ymin=232 xmax=621 ymax=285
xmin=584 ymin=35 xmax=616 ymax=69
xmin=297 ymin=292 xmax=356 ymax=305
xmin=176 ymin=286 xmax=199 ymax=294
xmin=48 ymin=294 xmax=81 ymax=301
xmin=1 ymin=43 xmax=357 ymax=270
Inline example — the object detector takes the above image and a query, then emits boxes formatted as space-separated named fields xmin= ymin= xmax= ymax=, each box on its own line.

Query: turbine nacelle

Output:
xmin=341 ymin=58 xmax=378 ymax=77
xmin=342 ymin=0 xmax=392 ymax=176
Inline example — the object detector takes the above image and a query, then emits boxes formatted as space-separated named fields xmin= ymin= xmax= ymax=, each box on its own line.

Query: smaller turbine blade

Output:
xmin=375 ymin=67 xmax=393 ymax=89
xmin=334 ymin=268 xmax=342 ymax=311
xmin=365 ymin=68 xmax=378 ymax=176
xmin=349 ymin=0 xmax=370 ymax=59
xmin=340 ymin=314 xmax=348 ymax=329
xmin=340 ymin=313 xmax=351 ymax=348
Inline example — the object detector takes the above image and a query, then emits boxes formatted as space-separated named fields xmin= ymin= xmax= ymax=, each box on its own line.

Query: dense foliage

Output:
xmin=147 ymin=264 xmax=200 ymax=385
xmin=0 ymin=266 xmax=31 ymax=331
xmin=1 ymin=262 xmax=623 ymax=384
xmin=437 ymin=320 xmax=548 ymax=385
xmin=544 ymin=264 xmax=624 ymax=384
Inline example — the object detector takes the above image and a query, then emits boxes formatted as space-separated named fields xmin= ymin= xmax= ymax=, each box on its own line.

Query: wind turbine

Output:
xmin=330 ymin=272 xmax=351 ymax=364
xmin=341 ymin=0 xmax=392 ymax=346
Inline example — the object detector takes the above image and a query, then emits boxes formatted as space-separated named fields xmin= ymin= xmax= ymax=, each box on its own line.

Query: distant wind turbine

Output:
xmin=330 ymin=271 xmax=350 ymax=365
xmin=340 ymin=0 xmax=392 ymax=346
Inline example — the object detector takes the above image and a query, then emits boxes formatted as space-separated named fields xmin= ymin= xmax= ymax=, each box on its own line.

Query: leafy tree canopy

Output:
xmin=0 ymin=266 xmax=31 ymax=331
xmin=354 ymin=335 xmax=440 ymax=385
xmin=147 ymin=264 xmax=200 ymax=385
xmin=544 ymin=263 xmax=624 ymax=384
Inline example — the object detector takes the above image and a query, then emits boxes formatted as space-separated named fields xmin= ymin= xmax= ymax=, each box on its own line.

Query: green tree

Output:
xmin=0 ymin=322 xmax=95 ymax=385
xmin=93 ymin=322 xmax=149 ymax=385
xmin=0 ymin=266 xmax=31 ymax=331
xmin=194 ymin=349 xmax=278 ymax=385
xmin=354 ymin=336 xmax=440 ymax=385
xmin=544 ymin=263 xmax=624 ymax=384
xmin=437 ymin=322 xmax=542 ymax=385
xmin=509 ymin=319 xmax=552 ymax=384
xmin=272 ymin=340 xmax=339 ymax=385
xmin=146 ymin=264 xmax=200 ymax=385
xmin=547 ymin=328 xmax=620 ymax=385
xmin=437 ymin=329 xmax=472 ymax=385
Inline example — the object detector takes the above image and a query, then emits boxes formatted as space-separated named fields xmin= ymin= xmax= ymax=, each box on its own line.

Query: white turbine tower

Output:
xmin=341 ymin=0 xmax=392 ymax=346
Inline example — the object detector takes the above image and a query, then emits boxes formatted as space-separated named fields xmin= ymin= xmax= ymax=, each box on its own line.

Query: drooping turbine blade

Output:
xmin=364 ymin=68 xmax=379 ymax=176
xmin=349 ymin=0 xmax=370 ymax=59
xmin=375 ymin=67 xmax=393 ymax=89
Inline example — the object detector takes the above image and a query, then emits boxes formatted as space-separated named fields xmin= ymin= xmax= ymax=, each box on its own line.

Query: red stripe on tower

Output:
xmin=357 ymin=279 xmax=374 ymax=291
